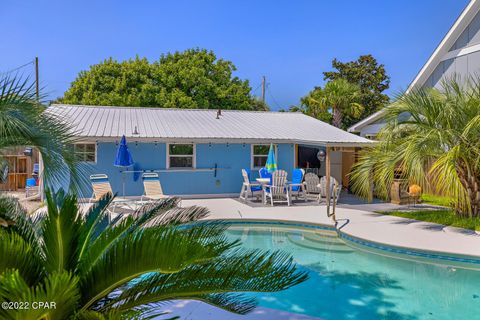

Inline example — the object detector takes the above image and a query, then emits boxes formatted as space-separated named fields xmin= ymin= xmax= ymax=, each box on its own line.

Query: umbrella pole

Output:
xmin=122 ymin=168 xmax=126 ymax=197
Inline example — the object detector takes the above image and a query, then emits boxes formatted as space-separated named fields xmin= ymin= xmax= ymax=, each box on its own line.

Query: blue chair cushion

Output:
xmin=251 ymin=185 xmax=262 ymax=192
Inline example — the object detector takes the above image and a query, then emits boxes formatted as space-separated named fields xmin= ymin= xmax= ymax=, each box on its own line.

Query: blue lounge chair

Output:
xmin=240 ymin=169 xmax=262 ymax=202
xmin=288 ymin=168 xmax=306 ymax=201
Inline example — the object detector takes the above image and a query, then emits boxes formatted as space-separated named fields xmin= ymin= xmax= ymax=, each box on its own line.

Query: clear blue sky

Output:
xmin=1 ymin=0 xmax=470 ymax=109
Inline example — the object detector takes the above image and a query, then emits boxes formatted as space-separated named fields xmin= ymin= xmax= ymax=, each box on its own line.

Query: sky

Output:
xmin=0 ymin=0 xmax=470 ymax=110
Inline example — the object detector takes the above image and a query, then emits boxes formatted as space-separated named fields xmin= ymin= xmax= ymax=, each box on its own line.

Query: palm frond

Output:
xmin=0 ymin=269 xmax=80 ymax=320
xmin=0 ymin=230 xmax=43 ymax=285
xmin=41 ymin=190 xmax=83 ymax=273
xmin=101 ymin=250 xmax=308 ymax=314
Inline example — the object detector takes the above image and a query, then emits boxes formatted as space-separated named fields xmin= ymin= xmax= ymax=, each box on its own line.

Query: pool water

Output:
xmin=225 ymin=225 xmax=480 ymax=320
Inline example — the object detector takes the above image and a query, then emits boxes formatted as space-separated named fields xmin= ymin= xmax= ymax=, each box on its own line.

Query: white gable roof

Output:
xmin=348 ymin=0 xmax=480 ymax=133
xmin=47 ymin=104 xmax=373 ymax=147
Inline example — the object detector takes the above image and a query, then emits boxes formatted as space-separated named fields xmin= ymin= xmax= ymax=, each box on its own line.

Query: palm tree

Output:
xmin=301 ymin=78 xmax=363 ymax=128
xmin=350 ymin=77 xmax=480 ymax=216
xmin=0 ymin=191 xmax=307 ymax=319
xmin=0 ymin=74 xmax=87 ymax=194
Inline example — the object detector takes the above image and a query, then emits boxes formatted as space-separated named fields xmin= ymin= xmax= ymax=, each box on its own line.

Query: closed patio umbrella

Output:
xmin=114 ymin=135 xmax=134 ymax=197
xmin=265 ymin=143 xmax=277 ymax=173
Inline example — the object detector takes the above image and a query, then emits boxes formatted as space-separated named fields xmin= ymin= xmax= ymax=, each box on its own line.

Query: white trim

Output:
xmin=347 ymin=109 xmax=387 ymax=133
xmin=441 ymin=41 xmax=480 ymax=61
xmin=166 ymin=143 xmax=196 ymax=169
xmin=251 ymin=144 xmax=278 ymax=170
xmin=73 ymin=142 xmax=97 ymax=163
xmin=349 ymin=0 xmax=480 ymax=133
xmin=407 ymin=0 xmax=480 ymax=92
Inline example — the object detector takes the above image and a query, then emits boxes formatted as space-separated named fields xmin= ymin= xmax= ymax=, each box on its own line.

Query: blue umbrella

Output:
xmin=114 ymin=135 xmax=134 ymax=167
xmin=114 ymin=135 xmax=134 ymax=197
xmin=265 ymin=144 xmax=277 ymax=173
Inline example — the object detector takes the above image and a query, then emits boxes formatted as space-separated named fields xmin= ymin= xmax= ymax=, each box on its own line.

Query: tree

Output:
xmin=0 ymin=191 xmax=307 ymax=319
xmin=0 ymin=75 xmax=87 ymax=193
xmin=349 ymin=78 xmax=480 ymax=216
xmin=59 ymin=49 xmax=267 ymax=110
xmin=323 ymin=55 xmax=390 ymax=128
xmin=299 ymin=79 xmax=363 ymax=128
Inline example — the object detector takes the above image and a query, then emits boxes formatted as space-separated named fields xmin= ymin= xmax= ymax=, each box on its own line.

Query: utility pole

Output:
xmin=35 ymin=57 xmax=39 ymax=101
xmin=261 ymin=75 xmax=266 ymax=104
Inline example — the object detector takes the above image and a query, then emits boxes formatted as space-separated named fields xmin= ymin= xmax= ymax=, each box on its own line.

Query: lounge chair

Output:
xmin=141 ymin=172 xmax=169 ymax=202
xmin=239 ymin=169 xmax=262 ymax=202
xmin=89 ymin=174 xmax=132 ymax=217
xmin=90 ymin=174 xmax=114 ymax=201
xmin=263 ymin=170 xmax=290 ymax=206
xmin=288 ymin=168 xmax=306 ymax=201
xmin=303 ymin=172 xmax=321 ymax=200
xmin=319 ymin=176 xmax=342 ymax=204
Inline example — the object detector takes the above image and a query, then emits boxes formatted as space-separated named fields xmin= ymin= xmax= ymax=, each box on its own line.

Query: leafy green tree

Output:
xmin=323 ymin=55 xmax=390 ymax=128
xmin=0 ymin=75 xmax=86 ymax=193
xmin=350 ymin=78 xmax=480 ymax=216
xmin=59 ymin=49 xmax=266 ymax=110
xmin=0 ymin=192 xmax=307 ymax=319
xmin=299 ymin=79 xmax=363 ymax=128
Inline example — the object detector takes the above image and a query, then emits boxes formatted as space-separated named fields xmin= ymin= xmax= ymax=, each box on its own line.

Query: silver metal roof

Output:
xmin=47 ymin=104 xmax=374 ymax=146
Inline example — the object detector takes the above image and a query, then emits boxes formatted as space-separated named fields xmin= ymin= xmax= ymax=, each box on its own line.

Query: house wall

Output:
xmin=82 ymin=142 xmax=296 ymax=197
xmin=426 ymin=10 xmax=480 ymax=88
xmin=355 ymin=9 xmax=480 ymax=138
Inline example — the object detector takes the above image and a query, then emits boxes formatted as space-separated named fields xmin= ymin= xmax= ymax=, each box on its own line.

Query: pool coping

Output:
xmin=217 ymin=218 xmax=480 ymax=270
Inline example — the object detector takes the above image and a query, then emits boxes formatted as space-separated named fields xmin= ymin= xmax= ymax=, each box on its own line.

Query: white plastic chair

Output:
xmin=239 ymin=169 xmax=262 ymax=202
xmin=319 ymin=176 xmax=342 ymax=204
xmin=303 ymin=172 xmax=321 ymax=199
xmin=263 ymin=170 xmax=290 ymax=206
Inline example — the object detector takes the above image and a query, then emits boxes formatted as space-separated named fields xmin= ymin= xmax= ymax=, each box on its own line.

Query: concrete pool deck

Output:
xmin=181 ymin=197 xmax=480 ymax=258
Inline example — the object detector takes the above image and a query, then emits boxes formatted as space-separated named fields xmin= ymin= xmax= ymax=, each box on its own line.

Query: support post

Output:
xmin=38 ymin=152 xmax=44 ymax=202
xmin=35 ymin=57 xmax=39 ymax=102
xmin=261 ymin=76 xmax=266 ymax=103
xmin=326 ymin=146 xmax=331 ymax=217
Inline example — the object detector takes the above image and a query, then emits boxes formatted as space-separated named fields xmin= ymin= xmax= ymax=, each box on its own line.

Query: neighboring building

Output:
xmin=47 ymin=105 xmax=373 ymax=197
xmin=349 ymin=0 xmax=480 ymax=137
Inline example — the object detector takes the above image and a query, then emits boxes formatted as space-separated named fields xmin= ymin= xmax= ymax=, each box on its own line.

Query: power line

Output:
xmin=266 ymin=84 xmax=283 ymax=109
xmin=0 ymin=60 xmax=35 ymax=76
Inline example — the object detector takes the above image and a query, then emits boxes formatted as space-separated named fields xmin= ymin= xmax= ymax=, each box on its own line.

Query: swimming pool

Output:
xmin=225 ymin=223 xmax=480 ymax=320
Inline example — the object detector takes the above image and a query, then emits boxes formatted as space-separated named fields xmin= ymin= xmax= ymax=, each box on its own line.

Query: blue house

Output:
xmin=47 ymin=105 xmax=373 ymax=198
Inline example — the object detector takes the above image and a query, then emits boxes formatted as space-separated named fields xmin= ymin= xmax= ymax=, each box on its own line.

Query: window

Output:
xmin=74 ymin=143 xmax=96 ymax=162
xmin=251 ymin=144 xmax=275 ymax=168
xmin=167 ymin=144 xmax=195 ymax=168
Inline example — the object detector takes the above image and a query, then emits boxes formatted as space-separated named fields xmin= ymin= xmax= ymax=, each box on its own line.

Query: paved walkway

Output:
xmin=156 ymin=301 xmax=322 ymax=320
xmin=182 ymin=197 xmax=480 ymax=258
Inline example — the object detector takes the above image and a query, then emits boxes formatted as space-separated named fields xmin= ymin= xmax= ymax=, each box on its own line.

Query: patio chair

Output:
xmin=319 ymin=176 xmax=342 ymax=204
xmin=263 ymin=170 xmax=290 ymax=206
xmin=239 ymin=169 xmax=262 ymax=202
xmin=259 ymin=167 xmax=272 ymax=183
xmin=303 ymin=172 xmax=321 ymax=199
xmin=288 ymin=168 xmax=306 ymax=201
xmin=90 ymin=174 xmax=114 ymax=201
xmin=141 ymin=172 xmax=169 ymax=202
xmin=89 ymin=174 xmax=131 ymax=217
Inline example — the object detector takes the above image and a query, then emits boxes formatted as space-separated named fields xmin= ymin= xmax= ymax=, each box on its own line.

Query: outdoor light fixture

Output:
xmin=133 ymin=126 xmax=139 ymax=135
xmin=317 ymin=149 xmax=326 ymax=162
xmin=23 ymin=147 xmax=33 ymax=156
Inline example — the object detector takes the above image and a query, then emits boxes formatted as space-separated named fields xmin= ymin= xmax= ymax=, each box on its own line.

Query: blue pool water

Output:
xmin=225 ymin=224 xmax=480 ymax=320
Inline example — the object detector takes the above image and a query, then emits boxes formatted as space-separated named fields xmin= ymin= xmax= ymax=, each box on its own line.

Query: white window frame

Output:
xmin=166 ymin=143 xmax=196 ymax=169
xmin=73 ymin=143 xmax=97 ymax=163
xmin=251 ymin=144 xmax=277 ymax=169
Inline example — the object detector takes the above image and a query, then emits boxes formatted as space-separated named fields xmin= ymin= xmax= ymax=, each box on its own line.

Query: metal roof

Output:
xmin=47 ymin=104 xmax=374 ymax=146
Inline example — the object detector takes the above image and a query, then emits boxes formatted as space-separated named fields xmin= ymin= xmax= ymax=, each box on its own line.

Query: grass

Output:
xmin=420 ymin=193 xmax=453 ymax=207
xmin=379 ymin=209 xmax=480 ymax=231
